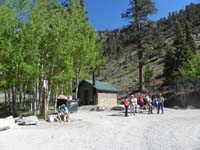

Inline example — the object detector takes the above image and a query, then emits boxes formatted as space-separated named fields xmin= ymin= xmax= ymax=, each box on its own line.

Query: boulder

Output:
xmin=96 ymin=106 xmax=105 ymax=111
xmin=0 ymin=116 xmax=16 ymax=131
xmin=16 ymin=116 xmax=38 ymax=125
xmin=48 ymin=115 xmax=56 ymax=122
xmin=173 ymin=106 xmax=180 ymax=109
xmin=111 ymin=105 xmax=125 ymax=111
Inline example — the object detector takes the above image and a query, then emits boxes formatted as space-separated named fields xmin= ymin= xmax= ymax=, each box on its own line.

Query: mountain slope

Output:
xmin=97 ymin=3 xmax=200 ymax=97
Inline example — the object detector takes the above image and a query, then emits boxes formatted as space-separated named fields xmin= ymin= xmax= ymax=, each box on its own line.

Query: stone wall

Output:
xmin=97 ymin=93 xmax=117 ymax=106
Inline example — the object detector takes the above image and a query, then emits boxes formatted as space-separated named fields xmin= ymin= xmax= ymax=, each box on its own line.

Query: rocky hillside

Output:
xmin=97 ymin=3 xmax=200 ymax=98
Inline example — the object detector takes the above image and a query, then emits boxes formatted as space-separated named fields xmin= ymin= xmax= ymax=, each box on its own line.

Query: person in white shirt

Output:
xmin=146 ymin=95 xmax=153 ymax=114
xmin=129 ymin=95 xmax=138 ymax=115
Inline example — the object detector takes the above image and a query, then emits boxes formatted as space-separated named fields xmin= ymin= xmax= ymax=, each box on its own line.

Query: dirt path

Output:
xmin=0 ymin=109 xmax=200 ymax=150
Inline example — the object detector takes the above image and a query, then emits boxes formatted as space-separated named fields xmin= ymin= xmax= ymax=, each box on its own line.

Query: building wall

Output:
xmin=78 ymin=82 xmax=96 ymax=105
xmin=97 ymin=92 xmax=117 ymax=106
xmin=78 ymin=81 xmax=118 ymax=106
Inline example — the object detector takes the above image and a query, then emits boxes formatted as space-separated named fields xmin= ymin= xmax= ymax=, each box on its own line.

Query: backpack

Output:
xmin=59 ymin=104 xmax=67 ymax=113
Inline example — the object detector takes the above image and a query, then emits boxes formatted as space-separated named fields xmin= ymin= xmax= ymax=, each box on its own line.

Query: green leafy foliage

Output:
xmin=0 ymin=0 xmax=102 ymax=115
xmin=178 ymin=53 xmax=200 ymax=86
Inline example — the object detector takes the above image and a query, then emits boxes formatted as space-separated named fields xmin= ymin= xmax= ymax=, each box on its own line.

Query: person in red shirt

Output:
xmin=137 ymin=95 xmax=144 ymax=113
xmin=123 ymin=96 xmax=129 ymax=117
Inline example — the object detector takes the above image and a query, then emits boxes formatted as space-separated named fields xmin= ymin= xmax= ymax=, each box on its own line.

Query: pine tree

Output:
xmin=163 ymin=19 xmax=192 ymax=85
xmin=163 ymin=46 xmax=177 ymax=84
xmin=144 ymin=64 xmax=154 ymax=92
xmin=174 ymin=19 xmax=192 ymax=70
xmin=178 ymin=52 xmax=200 ymax=86
xmin=122 ymin=0 xmax=157 ymax=92
xmin=185 ymin=21 xmax=196 ymax=52
xmin=176 ymin=21 xmax=198 ymax=88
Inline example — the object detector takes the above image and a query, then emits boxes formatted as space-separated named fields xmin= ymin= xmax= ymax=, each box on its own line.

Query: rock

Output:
xmin=111 ymin=105 xmax=125 ymax=111
xmin=0 ymin=125 xmax=10 ymax=131
xmin=173 ymin=106 xmax=180 ymax=109
xmin=96 ymin=106 xmax=105 ymax=111
xmin=187 ymin=105 xmax=196 ymax=109
xmin=0 ymin=116 xmax=16 ymax=131
xmin=48 ymin=115 xmax=57 ymax=122
xmin=89 ymin=107 xmax=96 ymax=111
xmin=16 ymin=116 xmax=38 ymax=125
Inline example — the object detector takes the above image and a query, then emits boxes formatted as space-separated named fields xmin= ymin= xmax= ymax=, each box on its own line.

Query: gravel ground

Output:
xmin=0 ymin=108 xmax=200 ymax=150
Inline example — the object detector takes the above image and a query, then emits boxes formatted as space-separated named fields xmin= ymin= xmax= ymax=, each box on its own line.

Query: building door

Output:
xmin=84 ymin=90 xmax=89 ymax=105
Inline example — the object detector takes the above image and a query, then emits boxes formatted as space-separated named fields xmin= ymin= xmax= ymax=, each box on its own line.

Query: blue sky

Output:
xmin=82 ymin=0 xmax=199 ymax=30
xmin=59 ymin=0 xmax=199 ymax=30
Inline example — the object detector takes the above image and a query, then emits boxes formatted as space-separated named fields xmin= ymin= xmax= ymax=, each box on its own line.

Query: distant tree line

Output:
xmin=157 ymin=3 xmax=200 ymax=35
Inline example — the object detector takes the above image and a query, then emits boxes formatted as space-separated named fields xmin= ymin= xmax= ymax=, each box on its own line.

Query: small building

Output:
xmin=78 ymin=80 xmax=120 ymax=106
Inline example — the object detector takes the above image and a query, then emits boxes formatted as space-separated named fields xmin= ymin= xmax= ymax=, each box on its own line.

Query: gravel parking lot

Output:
xmin=0 ymin=108 xmax=200 ymax=150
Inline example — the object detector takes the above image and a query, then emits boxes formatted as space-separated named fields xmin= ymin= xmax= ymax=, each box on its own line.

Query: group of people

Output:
xmin=123 ymin=93 xmax=165 ymax=117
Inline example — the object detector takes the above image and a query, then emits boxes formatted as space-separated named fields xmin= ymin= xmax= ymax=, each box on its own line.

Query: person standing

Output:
xmin=152 ymin=95 xmax=158 ymax=111
xmin=124 ymin=96 xmax=129 ymax=117
xmin=129 ymin=95 xmax=133 ymax=115
xmin=146 ymin=95 xmax=153 ymax=114
xmin=157 ymin=93 xmax=165 ymax=114
xmin=130 ymin=95 xmax=138 ymax=115
xmin=137 ymin=95 xmax=144 ymax=113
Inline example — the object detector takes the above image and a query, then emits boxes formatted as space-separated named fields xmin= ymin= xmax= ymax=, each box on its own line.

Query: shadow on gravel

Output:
xmin=108 ymin=112 xmax=124 ymax=117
